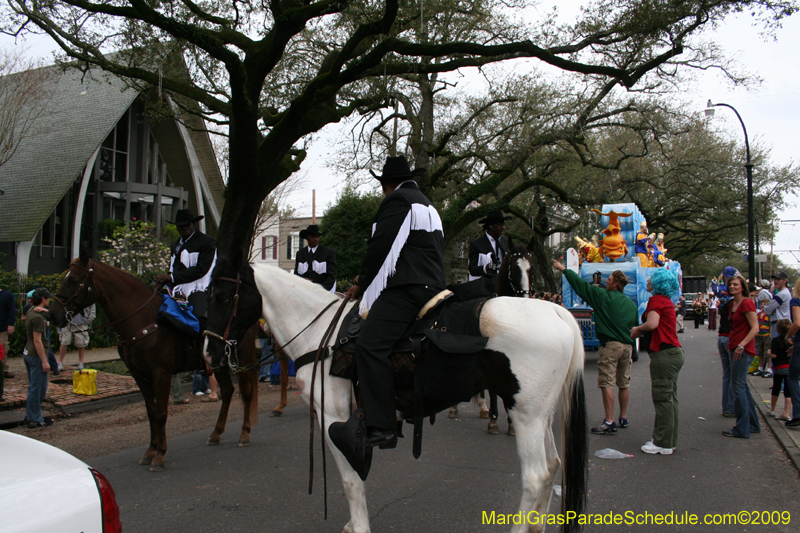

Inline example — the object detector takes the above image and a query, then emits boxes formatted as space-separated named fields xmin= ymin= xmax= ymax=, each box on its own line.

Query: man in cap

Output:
xmin=156 ymin=209 xmax=217 ymax=322
xmin=330 ymin=155 xmax=446 ymax=476
xmin=468 ymin=210 xmax=511 ymax=281
xmin=24 ymin=288 xmax=54 ymax=428
xmin=294 ymin=225 xmax=338 ymax=292
xmin=764 ymin=271 xmax=791 ymax=340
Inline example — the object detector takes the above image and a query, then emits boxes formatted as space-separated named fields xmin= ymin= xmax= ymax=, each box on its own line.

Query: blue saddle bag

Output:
xmin=158 ymin=294 xmax=200 ymax=337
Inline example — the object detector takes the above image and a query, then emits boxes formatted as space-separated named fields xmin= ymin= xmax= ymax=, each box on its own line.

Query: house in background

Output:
xmin=251 ymin=214 xmax=281 ymax=267
xmin=279 ymin=217 xmax=314 ymax=273
xmin=0 ymin=64 xmax=225 ymax=275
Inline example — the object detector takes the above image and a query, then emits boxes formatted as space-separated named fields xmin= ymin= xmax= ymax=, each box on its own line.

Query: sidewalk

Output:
xmin=748 ymin=373 xmax=800 ymax=472
xmin=1 ymin=346 xmax=137 ymax=423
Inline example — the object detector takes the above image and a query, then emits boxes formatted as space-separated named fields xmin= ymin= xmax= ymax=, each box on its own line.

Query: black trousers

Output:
xmin=356 ymin=285 xmax=440 ymax=429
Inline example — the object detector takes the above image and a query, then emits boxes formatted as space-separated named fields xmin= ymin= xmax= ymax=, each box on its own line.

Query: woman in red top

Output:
xmin=724 ymin=275 xmax=761 ymax=438
xmin=631 ymin=268 xmax=683 ymax=455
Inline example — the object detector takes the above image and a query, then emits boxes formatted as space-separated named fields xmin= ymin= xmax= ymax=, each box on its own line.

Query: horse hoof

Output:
xmin=448 ymin=408 xmax=458 ymax=419
xmin=270 ymin=410 xmax=283 ymax=417
xmin=207 ymin=438 xmax=220 ymax=446
xmin=237 ymin=439 xmax=251 ymax=447
xmin=507 ymin=423 xmax=516 ymax=437
xmin=479 ymin=409 xmax=490 ymax=419
xmin=139 ymin=456 xmax=153 ymax=465
xmin=488 ymin=420 xmax=500 ymax=435
xmin=149 ymin=461 xmax=165 ymax=472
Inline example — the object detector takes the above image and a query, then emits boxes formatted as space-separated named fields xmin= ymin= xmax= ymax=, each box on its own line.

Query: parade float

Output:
xmin=562 ymin=203 xmax=683 ymax=349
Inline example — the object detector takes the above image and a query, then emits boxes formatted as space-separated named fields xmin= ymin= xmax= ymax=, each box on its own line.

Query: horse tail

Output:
xmin=556 ymin=306 xmax=588 ymax=532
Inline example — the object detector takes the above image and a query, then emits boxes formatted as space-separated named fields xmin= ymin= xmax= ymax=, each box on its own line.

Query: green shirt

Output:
xmin=24 ymin=308 xmax=50 ymax=358
xmin=564 ymin=269 xmax=638 ymax=346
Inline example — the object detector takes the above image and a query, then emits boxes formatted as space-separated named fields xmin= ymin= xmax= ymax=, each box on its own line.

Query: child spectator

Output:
xmin=768 ymin=319 xmax=792 ymax=420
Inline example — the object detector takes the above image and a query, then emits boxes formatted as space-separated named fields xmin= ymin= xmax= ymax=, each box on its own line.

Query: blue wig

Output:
xmin=650 ymin=269 xmax=680 ymax=297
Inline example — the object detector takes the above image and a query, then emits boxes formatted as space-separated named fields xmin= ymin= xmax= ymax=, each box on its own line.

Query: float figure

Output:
xmin=592 ymin=208 xmax=632 ymax=262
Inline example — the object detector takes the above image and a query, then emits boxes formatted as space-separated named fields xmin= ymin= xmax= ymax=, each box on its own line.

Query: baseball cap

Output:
xmin=771 ymin=270 xmax=788 ymax=280
xmin=759 ymin=279 xmax=771 ymax=289
xmin=28 ymin=287 xmax=53 ymax=299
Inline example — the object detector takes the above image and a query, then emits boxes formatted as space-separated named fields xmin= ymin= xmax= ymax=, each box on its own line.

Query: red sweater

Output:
xmin=729 ymin=298 xmax=757 ymax=355
xmin=646 ymin=295 xmax=681 ymax=352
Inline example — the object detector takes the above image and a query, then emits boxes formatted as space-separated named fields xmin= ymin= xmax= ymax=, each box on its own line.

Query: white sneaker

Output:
xmin=641 ymin=440 xmax=674 ymax=455
xmin=77 ymin=363 xmax=84 ymax=370
xmin=194 ymin=391 xmax=204 ymax=396
xmin=57 ymin=362 xmax=63 ymax=372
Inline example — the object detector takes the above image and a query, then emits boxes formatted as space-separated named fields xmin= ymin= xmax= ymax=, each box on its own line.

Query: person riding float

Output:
xmin=329 ymin=155 xmax=446 ymax=463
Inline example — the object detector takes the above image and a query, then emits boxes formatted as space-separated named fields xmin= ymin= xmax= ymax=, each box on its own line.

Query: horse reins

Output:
xmin=308 ymin=297 xmax=350 ymax=519
xmin=203 ymin=276 xmax=339 ymax=374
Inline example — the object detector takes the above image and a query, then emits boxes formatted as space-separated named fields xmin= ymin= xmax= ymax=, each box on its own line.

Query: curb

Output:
xmin=749 ymin=377 xmax=800 ymax=474
xmin=60 ymin=391 xmax=143 ymax=415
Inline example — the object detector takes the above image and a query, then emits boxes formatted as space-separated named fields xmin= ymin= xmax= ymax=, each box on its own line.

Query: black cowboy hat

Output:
xmin=169 ymin=209 xmax=204 ymax=226
xmin=479 ymin=210 xmax=512 ymax=226
xmin=299 ymin=225 xmax=323 ymax=240
xmin=370 ymin=155 xmax=426 ymax=182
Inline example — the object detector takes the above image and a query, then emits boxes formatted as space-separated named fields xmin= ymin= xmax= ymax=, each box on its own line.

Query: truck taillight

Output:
xmin=91 ymin=468 xmax=122 ymax=533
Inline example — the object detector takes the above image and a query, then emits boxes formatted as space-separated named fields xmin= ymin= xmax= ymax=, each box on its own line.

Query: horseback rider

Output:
xmin=468 ymin=210 xmax=511 ymax=281
xmin=294 ymin=225 xmax=338 ymax=292
xmin=331 ymin=155 xmax=446 ymax=457
xmin=467 ymin=210 xmax=512 ymax=434
xmin=155 ymin=209 xmax=217 ymax=323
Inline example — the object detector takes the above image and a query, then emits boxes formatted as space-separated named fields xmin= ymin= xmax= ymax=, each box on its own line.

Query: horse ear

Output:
xmin=79 ymin=249 xmax=89 ymax=266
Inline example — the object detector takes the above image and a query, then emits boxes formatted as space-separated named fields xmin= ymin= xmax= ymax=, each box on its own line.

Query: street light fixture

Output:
xmin=705 ymin=99 xmax=756 ymax=286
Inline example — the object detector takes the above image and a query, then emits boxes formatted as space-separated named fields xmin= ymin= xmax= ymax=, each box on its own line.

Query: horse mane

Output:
xmin=74 ymin=258 xmax=152 ymax=292
xmin=495 ymin=236 xmax=532 ymax=297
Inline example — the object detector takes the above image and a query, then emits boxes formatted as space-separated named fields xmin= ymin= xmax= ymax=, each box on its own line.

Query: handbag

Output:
xmin=73 ymin=369 xmax=98 ymax=395
xmin=157 ymin=291 xmax=200 ymax=337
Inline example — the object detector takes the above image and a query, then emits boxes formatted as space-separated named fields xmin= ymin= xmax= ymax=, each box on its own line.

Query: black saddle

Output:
xmin=310 ymin=291 xmax=491 ymax=477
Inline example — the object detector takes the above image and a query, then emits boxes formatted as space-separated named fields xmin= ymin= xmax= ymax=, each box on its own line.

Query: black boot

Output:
xmin=329 ymin=409 xmax=373 ymax=481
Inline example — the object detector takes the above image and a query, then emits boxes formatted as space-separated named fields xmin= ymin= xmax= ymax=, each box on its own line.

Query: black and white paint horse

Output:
xmin=204 ymin=259 xmax=587 ymax=533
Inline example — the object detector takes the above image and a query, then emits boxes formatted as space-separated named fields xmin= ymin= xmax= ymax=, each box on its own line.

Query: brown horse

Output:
xmin=49 ymin=252 xmax=260 ymax=472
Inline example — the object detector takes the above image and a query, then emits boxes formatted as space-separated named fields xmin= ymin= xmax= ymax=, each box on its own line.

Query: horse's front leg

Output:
xmin=149 ymin=370 xmax=173 ymax=472
xmin=136 ymin=378 xmax=158 ymax=465
xmin=236 ymin=368 xmax=259 ymax=446
xmin=208 ymin=369 xmax=234 ymax=445
xmin=299 ymin=365 xmax=370 ymax=533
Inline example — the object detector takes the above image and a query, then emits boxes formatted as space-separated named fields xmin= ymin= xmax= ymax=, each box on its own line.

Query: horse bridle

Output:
xmin=203 ymin=274 xmax=340 ymax=374
xmin=202 ymin=274 xmax=244 ymax=372
xmin=506 ymin=252 xmax=533 ymax=297
xmin=53 ymin=261 xmax=96 ymax=320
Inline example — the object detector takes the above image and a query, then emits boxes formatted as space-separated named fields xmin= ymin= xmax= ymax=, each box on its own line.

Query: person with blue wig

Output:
xmin=631 ymin=268 xmax=684 ymax=455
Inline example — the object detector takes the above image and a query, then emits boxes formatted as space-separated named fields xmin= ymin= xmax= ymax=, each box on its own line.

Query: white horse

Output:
xmin=204 ymin=259 xmax=588 ymax=533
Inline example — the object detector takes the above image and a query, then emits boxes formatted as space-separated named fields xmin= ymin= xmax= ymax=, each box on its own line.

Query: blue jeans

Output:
xmin=24 ymin=355 xmax=49 ymax=424
xmin=729 ymin=349 xmax=761 ymax=438
xmin=192 ymin=370 xmax=209 ymax=394
xmin=718 ymin=336 xmax=735 ymax=415
xmin=259 ymin=338 xmax=276 ymax=379
xmin=788 ymin=342 xmax=800 ymax=419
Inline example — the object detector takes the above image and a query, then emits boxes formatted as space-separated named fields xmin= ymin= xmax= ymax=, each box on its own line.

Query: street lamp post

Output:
xmin=705 ymin=100 xmax=755 ymax=286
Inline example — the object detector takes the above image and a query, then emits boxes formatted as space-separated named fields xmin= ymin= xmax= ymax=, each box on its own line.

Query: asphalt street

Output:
xmin=90 ymin=326 xmax=800 ymax=532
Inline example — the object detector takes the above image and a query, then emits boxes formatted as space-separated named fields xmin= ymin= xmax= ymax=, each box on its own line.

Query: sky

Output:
xmin=3 ymin=3 xmax=799 ymax=263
